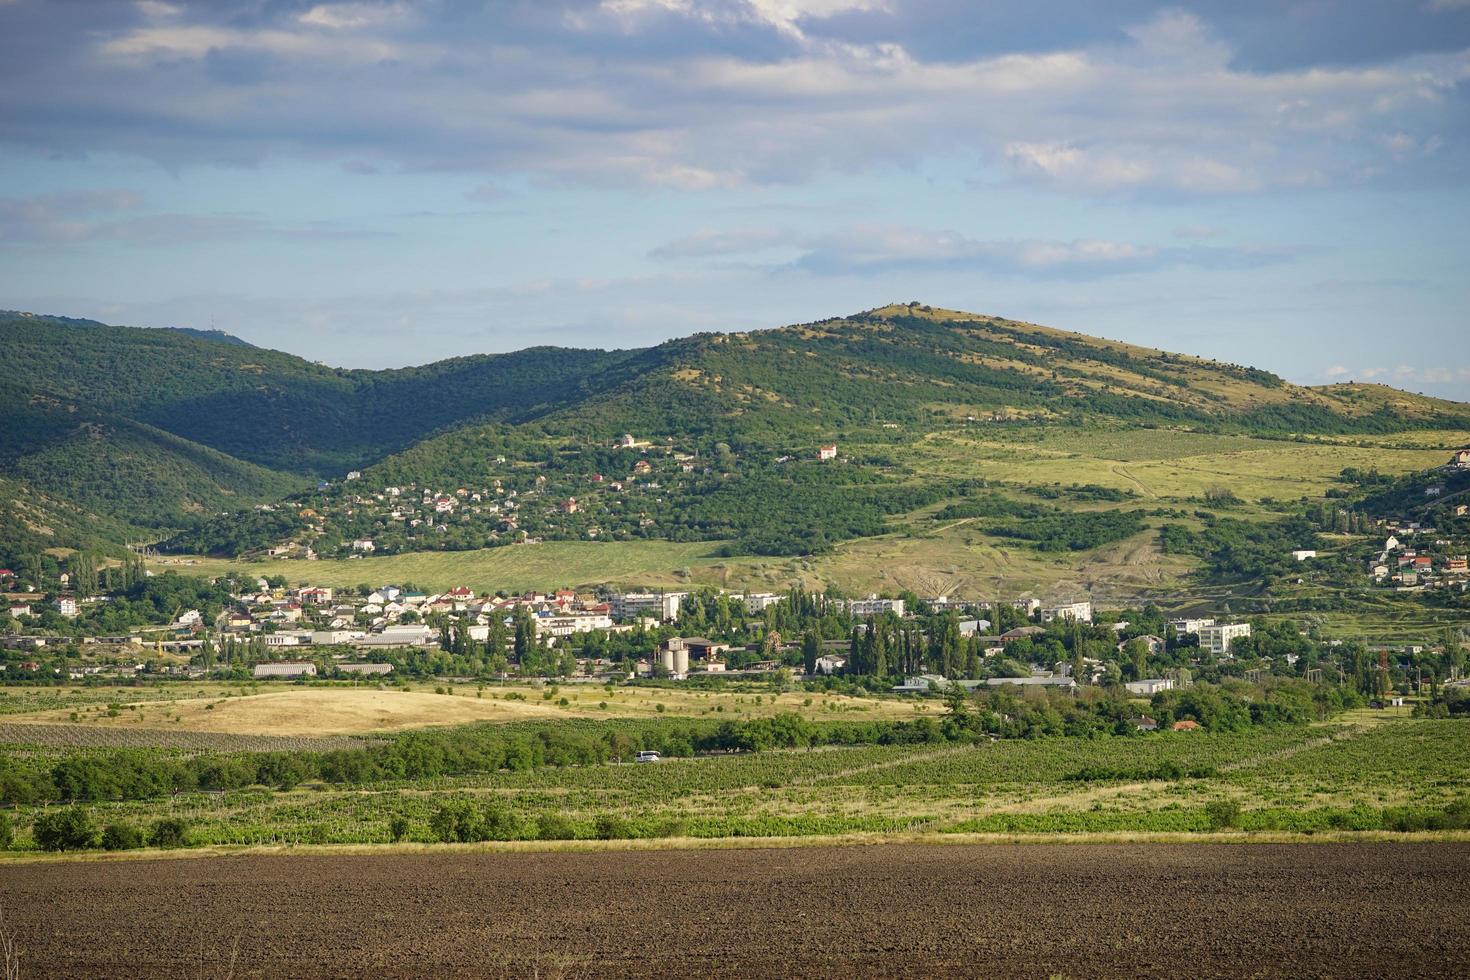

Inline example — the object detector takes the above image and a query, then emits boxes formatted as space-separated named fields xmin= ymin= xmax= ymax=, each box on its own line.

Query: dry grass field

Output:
xmin=7 ymin=684 xmax=917 ymax=736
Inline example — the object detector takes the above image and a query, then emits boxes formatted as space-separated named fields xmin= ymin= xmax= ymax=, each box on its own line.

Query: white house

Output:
xmin=1292 ymin=550 xmax=1317 ymax=561
xmin=1125 ymin=677 xmax=1174 ymax=696
xmin=812 ymin=654 xmax=847 ymax=676
xmin=351 ymin=539 xmax=376 ymax=553
xmin=818 ymin=443 xmax=838 ymax=461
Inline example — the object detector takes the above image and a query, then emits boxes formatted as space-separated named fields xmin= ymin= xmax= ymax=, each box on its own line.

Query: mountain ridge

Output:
xmin=3 ymin=303 xmax=1467 ymax=564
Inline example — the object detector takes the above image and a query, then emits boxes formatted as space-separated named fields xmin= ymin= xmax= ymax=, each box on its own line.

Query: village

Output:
xmin=4 ymin=566 xmax=1404 ymax=703
xmin=185 ymin=433 xmax=851 ymax=561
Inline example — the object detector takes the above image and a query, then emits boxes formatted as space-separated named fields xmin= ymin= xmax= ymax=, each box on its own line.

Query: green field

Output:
xmin=4 ymin=713 xmax=1467 ymax=852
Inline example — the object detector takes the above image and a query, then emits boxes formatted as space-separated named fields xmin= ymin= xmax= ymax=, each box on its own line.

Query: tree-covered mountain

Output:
xmin=0 ymin=311 xmax=637 ymax=475
xmin=3 ymin=303 xmax=1469 ymax=561
xmin=0 ymin=386 xmax=307 ymax=528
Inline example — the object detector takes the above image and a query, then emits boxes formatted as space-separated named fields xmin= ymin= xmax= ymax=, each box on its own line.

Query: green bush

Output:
xmin=101 ymin=822 xmax=145 ymax=850
xmin=148 ymin=817 xmax=190 ymax=848
xmin=0 ymin=813 xmax=12 ymax=850
xmin=594 ymin=814 xmax=633 ymax=840
xmin=389 ymin=815 xmax=410 ymax=842
xmin=1204 ymin=799 xmax=1241 ymax=830
xmin=536 ymin=813 xmax=578 ymax=840
xmin=430 ymin=800 xmax=481 ymax=843
xmin=34 ymin=808 xmax=97 ymax=851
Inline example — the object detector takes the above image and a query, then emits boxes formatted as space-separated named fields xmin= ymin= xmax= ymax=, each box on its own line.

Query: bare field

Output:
xmin=3 ymin=843 xmax=1466 ymax=978
xmin=7 ymin=684 xmax=916 ymax=736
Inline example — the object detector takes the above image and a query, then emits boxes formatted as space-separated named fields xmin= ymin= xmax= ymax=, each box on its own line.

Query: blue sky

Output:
xmin=1 ymin=0 xmax=1468 ymax=398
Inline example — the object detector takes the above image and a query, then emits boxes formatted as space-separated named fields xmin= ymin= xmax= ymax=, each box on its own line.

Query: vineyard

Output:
xmin=0 ymin=723 xmax=375 ymax=754
xmin=2 ymin=716 xmax=1465 ymax=850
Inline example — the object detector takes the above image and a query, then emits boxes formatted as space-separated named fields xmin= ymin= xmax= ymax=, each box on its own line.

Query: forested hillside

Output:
xmin=0 ymin=312 xmax=635 ymax=474
xmin=3 ymin=303 xmax=1468 ymax=563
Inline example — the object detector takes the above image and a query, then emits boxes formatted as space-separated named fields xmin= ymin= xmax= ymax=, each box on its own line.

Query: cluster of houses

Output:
xmin=1369 ymin=533 xmax=1470 ymax=592
xmin=241 ymin=434 xmax=853 ymax=560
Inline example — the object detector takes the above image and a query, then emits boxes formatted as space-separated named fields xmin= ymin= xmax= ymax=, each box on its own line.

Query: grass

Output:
xmin=152 ymin=539 xmax=732 ymax=593
xmin=2 ymin=682 xmax=921 ymax=737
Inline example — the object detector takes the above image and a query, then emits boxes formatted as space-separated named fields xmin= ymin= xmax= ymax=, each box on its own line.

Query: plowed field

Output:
xmin=4 ymin=843 xmax=1467 ymax=978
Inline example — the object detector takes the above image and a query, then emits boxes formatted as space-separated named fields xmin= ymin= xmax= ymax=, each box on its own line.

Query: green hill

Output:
xmin=0 ymin=311 xmax=635 ymax=475
xmin=4 ymin=303 xmax=1469 ymax=566
xmin=0 ymin=388 xmax=307 ymax=527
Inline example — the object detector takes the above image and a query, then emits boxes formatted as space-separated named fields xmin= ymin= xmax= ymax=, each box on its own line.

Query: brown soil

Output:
xmin=4 ymin=843 xmax=1467 ymax=978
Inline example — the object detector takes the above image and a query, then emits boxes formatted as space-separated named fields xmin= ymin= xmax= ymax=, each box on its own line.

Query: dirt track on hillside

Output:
xmin=4 ymin=843 xmax=1467 ymax=978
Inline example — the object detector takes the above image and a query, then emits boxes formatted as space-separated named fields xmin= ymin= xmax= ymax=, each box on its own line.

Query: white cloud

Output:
xmin=648 ymin=224 xmax=1294 ymax=278
xmin=5 ymin=5 xmax=1453 ymax=195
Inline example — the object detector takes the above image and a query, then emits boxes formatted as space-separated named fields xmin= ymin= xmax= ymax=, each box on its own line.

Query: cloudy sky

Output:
xmin=1 ymin=1 xmax=1468 ymax=397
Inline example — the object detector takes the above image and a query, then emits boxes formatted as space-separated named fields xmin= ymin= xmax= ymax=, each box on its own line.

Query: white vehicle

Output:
xmin=634 ymin=750 xmax=662 ymax=764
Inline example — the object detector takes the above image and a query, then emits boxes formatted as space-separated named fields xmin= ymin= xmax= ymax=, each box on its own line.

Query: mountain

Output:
xmin=0 ymin=385 xmax=307 ymax=527
xmin=3 ymin=303 xmax=1468 ymax=562
xmin=0 ymin=310 xmax=637 ymax=475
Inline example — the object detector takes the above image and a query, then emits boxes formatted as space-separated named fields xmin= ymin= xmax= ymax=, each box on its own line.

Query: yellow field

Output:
xmin=10 ymin=684 xmax=919 ymax=736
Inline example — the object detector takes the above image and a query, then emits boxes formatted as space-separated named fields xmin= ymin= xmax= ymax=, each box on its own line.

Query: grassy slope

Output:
xmin=159 ymin=427 xmax=1464 ymax=600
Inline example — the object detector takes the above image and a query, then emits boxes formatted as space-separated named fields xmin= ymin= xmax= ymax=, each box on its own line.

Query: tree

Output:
xmin=801 ymin=631 xmax=820 ymax=676
xmin=148 ymin=818 xmax=189 ymax=848
xmin=34 ymin=808 xmax=96 ymax=851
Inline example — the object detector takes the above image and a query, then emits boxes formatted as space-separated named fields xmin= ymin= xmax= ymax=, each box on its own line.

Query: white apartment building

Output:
xmin=1041 ymin=600 xmax=1093 ymax=624
xmin=610 ymin=592 xmax=688 ymax=622
xmin=844 ymin=596 xmax=906 ymax=618
xmin=1199 ymin=622 xmax=1252 ymax=656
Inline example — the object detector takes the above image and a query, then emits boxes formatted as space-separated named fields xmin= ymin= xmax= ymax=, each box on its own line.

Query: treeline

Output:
xmin=990 ymin=509 xmax=1146 ymax=552
xmin=0 ymin=682 xmax=1335 ymax=808
xmin=1160 ymin=514 xmax=1320 ymax=583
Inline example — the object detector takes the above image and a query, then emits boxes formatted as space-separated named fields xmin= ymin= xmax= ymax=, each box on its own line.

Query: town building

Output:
xmin=253 ymin=661 xmax=317 ymax=679
xmin=1198 ymin=622 xmax=1252 ymax=656
xmin=1041 ymin=600 xmax=1093 ymax=624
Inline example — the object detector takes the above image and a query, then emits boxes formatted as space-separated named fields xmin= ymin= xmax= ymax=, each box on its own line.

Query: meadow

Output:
xmin=2 ymin=710 xmax=1465 ymax=851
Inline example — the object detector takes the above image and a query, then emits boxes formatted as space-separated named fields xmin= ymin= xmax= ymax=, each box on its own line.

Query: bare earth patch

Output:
xmin=2 ymin=843 xmax=1466 ymax=978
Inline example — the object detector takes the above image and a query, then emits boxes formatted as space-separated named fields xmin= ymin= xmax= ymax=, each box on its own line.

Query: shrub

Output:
xmin=594 ymin=814 xmax=633 ymax=840
xmin=430 ymin=800 xmax=481 ymax=843
xmin=1205 ymin=800 xmax=1241 ymax=830
xmin=0 ymin=813 xmax=11 ymax=850
xmin=149 ymin=818 xmax=190 ymax=849
xmin=101 ymin=822 xmax=145 ymax=851
xmin=536 ymin=813 xmax=578 ymax=840
xmin=389 ymin=815 xmax=410 ymax=842
xmin=34 ymin=808 xmax=97 ymax=851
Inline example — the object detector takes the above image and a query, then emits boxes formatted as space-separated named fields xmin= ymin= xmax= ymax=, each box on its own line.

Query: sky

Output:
xmin=1 ymin=1 xmax=1468 ymax=399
